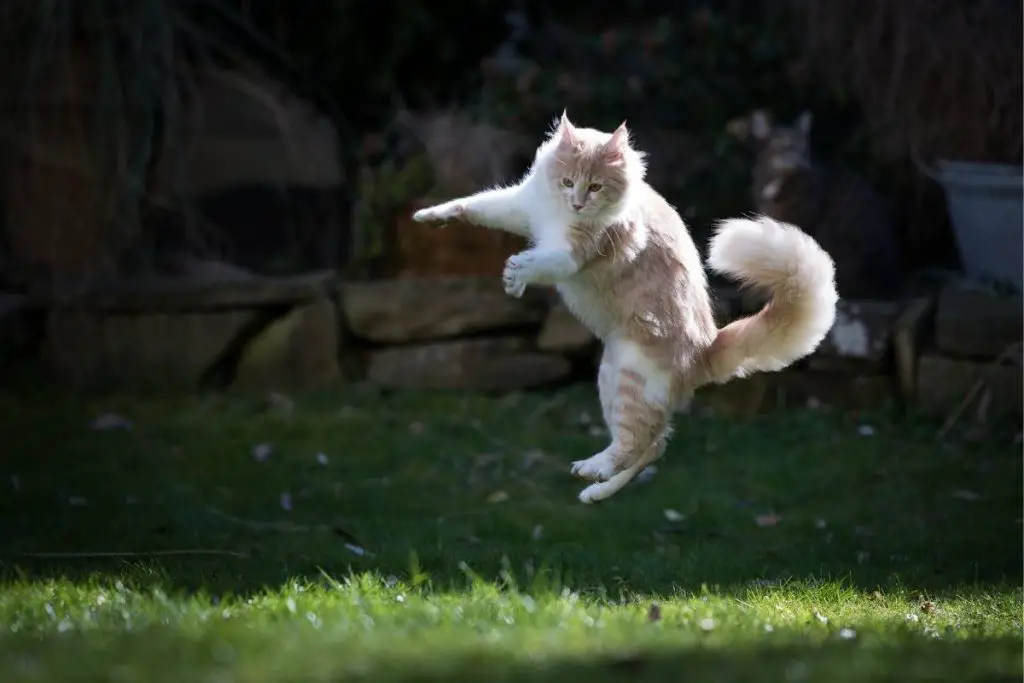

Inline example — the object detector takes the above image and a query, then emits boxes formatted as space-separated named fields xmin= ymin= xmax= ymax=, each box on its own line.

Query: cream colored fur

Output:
xmin=411 ymin=112 xmax=838 ymax=503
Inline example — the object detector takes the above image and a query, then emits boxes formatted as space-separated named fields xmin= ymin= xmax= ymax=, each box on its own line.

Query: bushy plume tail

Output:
xmin=701 ymin=215 xmax=838 ymax=386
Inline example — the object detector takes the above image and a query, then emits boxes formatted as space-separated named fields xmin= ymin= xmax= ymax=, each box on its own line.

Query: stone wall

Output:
xmin=1 ymin=271 xmax=1020 ymax=427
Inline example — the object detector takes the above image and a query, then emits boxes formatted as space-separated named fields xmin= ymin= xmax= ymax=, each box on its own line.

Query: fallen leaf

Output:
xmin=280 ymin=492 xmax=293 ymax=511
xmin=487 ymin=490 xmax=509 ymax=504
xmin=920 ymin=601 xmax=936 ymax=614
xmin=316 ymin=452 xmax=329 ymax=466
xmin=857 ymin=424 xmax=875 ymax=436
xmin=252 ymin=443 xmax=273 ymax=462
xmin=663 ymin=508 xmax=685 ymax=522
xmin=647 ymin=603 xmax=662 ymax=622
xmin=90 ymin=413 xmax=133 ymax=431
xmin=755 ymin=513 xmax=782 ymax=527
xmin=951 ymin=489 xmax=981 ymax=501
xmin=531 ymin=524 xmax=544 ymax=540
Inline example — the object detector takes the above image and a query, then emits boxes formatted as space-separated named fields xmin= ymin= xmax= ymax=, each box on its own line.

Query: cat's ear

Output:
xmin=795 ymin=111 xmax=813 ymax=137
xmin=609 ymin=121 xmax=630 ymax=146
xmin=750 ymin=110 xmax=772 ymax=140
xmin=557 ymin=110 xmax=577 ymax=146
xmin=602 ymin=121 xmax=630 ymax=164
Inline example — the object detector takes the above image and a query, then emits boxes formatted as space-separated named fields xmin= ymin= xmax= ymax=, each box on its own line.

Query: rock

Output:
xmin=934 ymin=284 xmax=1023 ymax=359
xmin=810 ymin=299 xmax=900 ymax=370
xmin=398 ymin=111 xmax=531 ymax=197
xmin=769 ymin=371 xmax=896 ymax=411
xmin=709 ymin=285 xmax=769 ymax=326
xmin=916 ymin=353 xmax=1022 ymax=418
xmin=341 ymin=277 xmax=546 ymax=344
xmin=696 ymin=370 xmax=895 ymax=415
xmin=367 ymin=337 xmax=571 ymax=391
xmin=232 ymin=298 xmax=341 ymax=391
xmin=892 ymin=296 xmax=936 ymax=403
xmin=537 ymin=302 xmax=594 ymax=353
xmin=695 ymin=375 xmax=769 ymax=416
xmin=30 ymin=270 xmax=338 ymax=311
xmin=388 ymin=200 xmax=527 ymax=278
xmin=163 ymin=255 xmax=259 ymax=283
xmin=150 ymin=66 xmax=342 ymax=195
xmin=42 ymin=309 xmax=255 ymax=390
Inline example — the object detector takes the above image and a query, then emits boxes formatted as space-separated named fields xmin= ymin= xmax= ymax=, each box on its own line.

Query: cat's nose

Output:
xmin=571 ymin=203 xmax=583 ymax=211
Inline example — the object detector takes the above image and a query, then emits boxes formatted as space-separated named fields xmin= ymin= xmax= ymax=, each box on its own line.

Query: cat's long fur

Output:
xmin=412 ymin=112 xmax=838 ymax=503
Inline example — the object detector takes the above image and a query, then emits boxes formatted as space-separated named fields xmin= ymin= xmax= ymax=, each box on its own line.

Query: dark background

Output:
xmin=0 ymin=0 xmax=1020 ymax=281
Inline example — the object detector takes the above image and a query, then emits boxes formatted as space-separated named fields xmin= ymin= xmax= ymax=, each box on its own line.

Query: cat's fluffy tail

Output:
xmin=700 ymin=215 xmax=838 ymax=385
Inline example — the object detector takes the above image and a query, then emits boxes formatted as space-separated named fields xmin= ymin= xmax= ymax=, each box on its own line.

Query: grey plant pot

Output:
xmin=928 ymin=160 xmax=1023 ymax=291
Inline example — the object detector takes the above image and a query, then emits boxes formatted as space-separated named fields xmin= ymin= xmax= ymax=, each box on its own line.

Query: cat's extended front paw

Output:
xmin=412 ymin=202 xmax=466 ymax=224
xmin=570 ymin=451 xmax=617 ymax=482
xmin=502 ymin=252 xmax=536 ymax=298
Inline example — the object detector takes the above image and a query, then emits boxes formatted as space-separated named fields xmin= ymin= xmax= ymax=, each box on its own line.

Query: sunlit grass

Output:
xmin=0 ymin=383 xmax=1019 ymax=681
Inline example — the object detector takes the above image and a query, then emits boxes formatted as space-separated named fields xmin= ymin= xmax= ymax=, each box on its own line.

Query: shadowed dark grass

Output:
xmin=0 ymin=382 xmax=1019 ymax=681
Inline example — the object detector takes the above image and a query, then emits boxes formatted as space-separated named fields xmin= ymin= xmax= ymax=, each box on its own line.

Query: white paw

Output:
xmin=502 ymin=252 xmax=536 ymax=298
xmin=412 ymin=202 xmax=465 ymax=224
xmin=578 ymin=468 xmax=639 ymax=504
xmin=578 ymin=484 xmax=602 ymax=504
xmin=570 ymin=451 xmax=616 ymax=482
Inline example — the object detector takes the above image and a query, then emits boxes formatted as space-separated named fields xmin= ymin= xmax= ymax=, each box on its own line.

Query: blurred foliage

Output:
xmin=4 ymin=0 xmax=987 ymax=276
xmin=180 ymin=0 xmax=872 ymax=245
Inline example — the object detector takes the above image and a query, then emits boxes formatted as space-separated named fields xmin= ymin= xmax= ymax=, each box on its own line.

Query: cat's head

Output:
xmin=535 ymin=111 xmax=647 ymax=218
xmin=748 ymin=109 xmax=813 ymax=173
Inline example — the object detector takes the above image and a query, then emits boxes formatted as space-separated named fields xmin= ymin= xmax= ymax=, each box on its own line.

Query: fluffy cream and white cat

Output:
xmin=412 ymin=112 xmax=838 ymax=503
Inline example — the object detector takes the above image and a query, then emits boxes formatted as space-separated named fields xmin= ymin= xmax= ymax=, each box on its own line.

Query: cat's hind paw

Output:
xmin=412 ymin=202 xmax=465 ymax=224
xmin=570 ymin=450 xmax=617 ymax=482
xmin=578 ymin=467 xmax=638 ymax=504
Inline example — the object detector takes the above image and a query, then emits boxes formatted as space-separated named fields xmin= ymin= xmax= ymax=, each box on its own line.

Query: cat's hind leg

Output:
xmin=578 ymin=430 xmax=668 ymax=504
xmin=571 ymin=347 xmax=672 ymax=499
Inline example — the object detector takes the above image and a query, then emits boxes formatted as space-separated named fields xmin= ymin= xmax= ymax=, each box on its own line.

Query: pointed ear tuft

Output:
xmin=601 ymin=121 xmax=630 ymax=163
xmin=750 ymin=110 xmax=772 ymax=140
xmin=557 ymin=110 xmax=576 ymax=146
xmin=795 ymin=111 xmax=813 ymax=137
xmin=609 ymin=121 xmax=630 ymax=146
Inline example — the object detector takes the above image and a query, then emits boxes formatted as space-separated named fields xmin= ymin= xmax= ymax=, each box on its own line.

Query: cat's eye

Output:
xmin=588 ymin=183 xmax=603 ymax=192
xmin=561 ymin=178 xmax=574 ymax=188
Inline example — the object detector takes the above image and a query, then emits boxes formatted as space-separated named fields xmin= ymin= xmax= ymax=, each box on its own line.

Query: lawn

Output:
xmin=0 ymin=382 xmax=1020 ymax=682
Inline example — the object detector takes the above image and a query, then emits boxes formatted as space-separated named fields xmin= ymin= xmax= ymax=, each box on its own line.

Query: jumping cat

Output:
xmin=746 ymin=109 xmax=904 ymax=300
xmin=412 ymin=113 xmax=838 ymax=503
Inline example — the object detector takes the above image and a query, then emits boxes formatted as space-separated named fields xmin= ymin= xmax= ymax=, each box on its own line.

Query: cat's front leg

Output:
xmin=411 ymin=198 xmax=467 ymax=224
xmin=412 ymin=187 xmax=530 ymax=237
xmin=502 ymin=248 xmax=579 ymax=298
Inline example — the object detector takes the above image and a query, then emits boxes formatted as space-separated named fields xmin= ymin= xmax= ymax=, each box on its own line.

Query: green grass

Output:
xmin=0 ymin=383 xmax=1020 ymax=681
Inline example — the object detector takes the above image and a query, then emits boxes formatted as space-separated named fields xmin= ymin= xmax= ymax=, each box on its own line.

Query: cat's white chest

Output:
xmin=556 ymin=279 xmax=614 ymax=340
